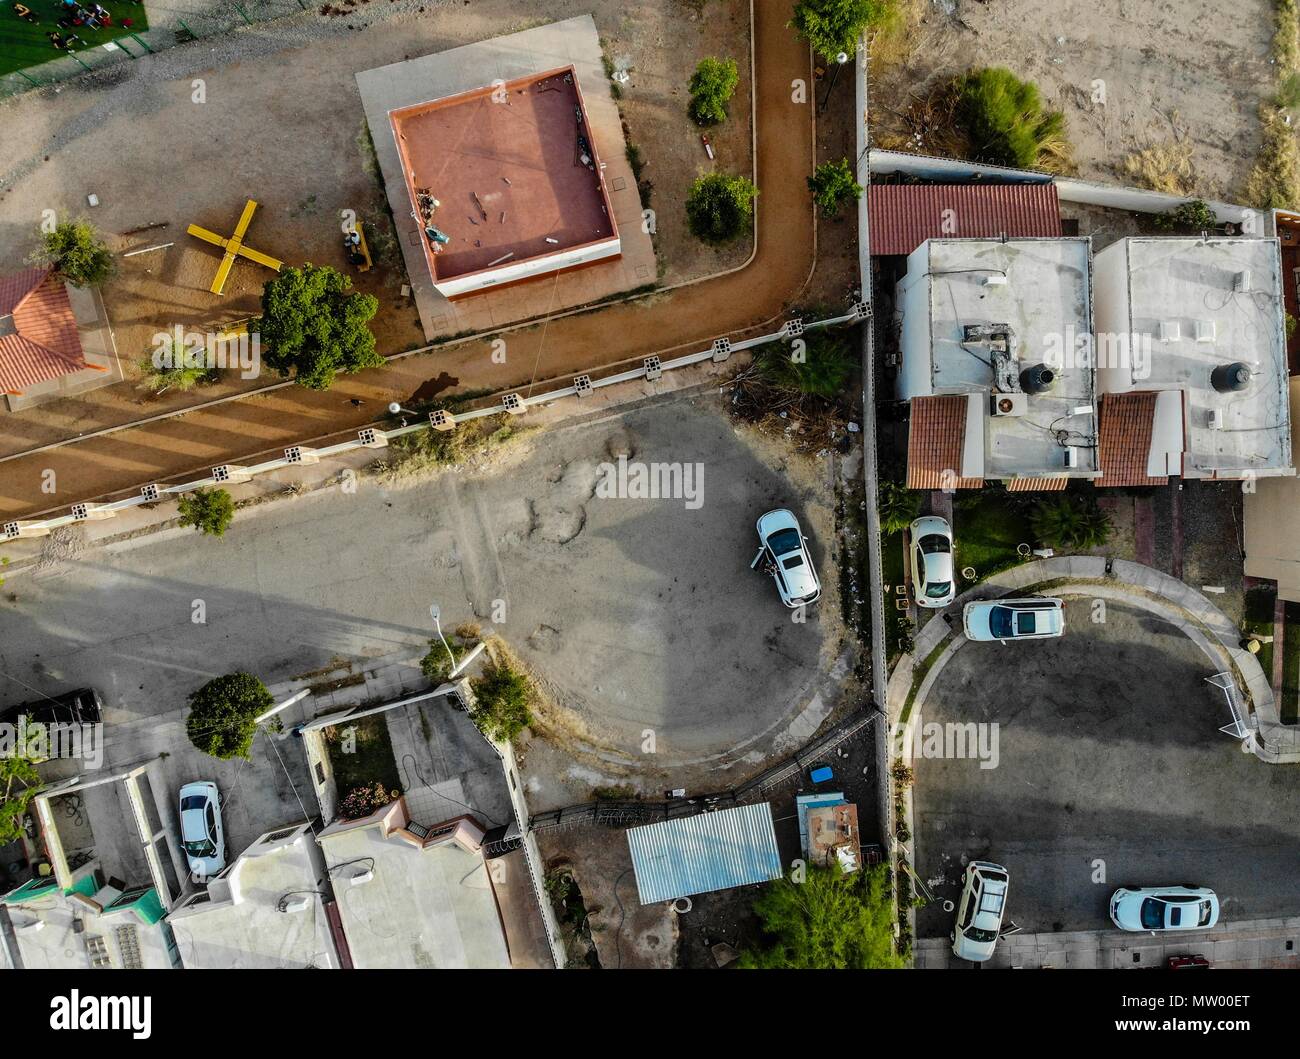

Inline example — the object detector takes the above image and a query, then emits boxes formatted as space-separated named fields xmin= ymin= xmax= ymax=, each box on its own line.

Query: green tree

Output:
xmin=878 ymin=478 xmax=922 ymax=534
xmin=0 ymin=756 xmax=42 ymax=845
xmin=185 ymin=672 xmax=274 ymax=761
xmin=253 ymin=264 xmax=381 ymax=390
xmin=420 ymin=635 xmax=471 ymax=685
xmin=1153 ymin=198 xmax=1216 ymax=232
xmin=757 ymin=331 xmax=854 ymax=398
xmin=137 ymin=336 xmax=217 ymax=395
xmin=469 ymin=660 xmax=534 ymax=742
xmin=954 ymin=67 xmax=1068 ymax=170
xmin=30 ymin=218 xmax=115 ymax=288
xmin=685 ymin=172 xmax=758 ymax=244
xmin=790 ymin=0 xmax=893 ymax=60
xmin=177 ymin=487 xmax=236 ymax=537
xmin=688 ymin=56 xmax=740 ymax=126
xmin=740 ymin=863 xmax=905 ymax=969
xmin=807 ymin=158 xmax=863 ymax=216
xmin=1030 ymin=494 xmax=1112 ymax=550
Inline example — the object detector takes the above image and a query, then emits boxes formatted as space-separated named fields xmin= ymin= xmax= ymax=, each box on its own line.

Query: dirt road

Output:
xmin=0 ymin=3 xmax=819 ymax=520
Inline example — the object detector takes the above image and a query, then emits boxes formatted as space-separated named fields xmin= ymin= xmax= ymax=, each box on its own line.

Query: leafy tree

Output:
xmin=685 ymin=172 xmax=758 ymax=244
xmin=688 ymin=56 xmax=740 ymax=126
xmin=185 ymin=672 xmax=274 ymax=761
xmin=807 ymin=158 xmax=863 ymax=216
xmin=30 ymin=218 xmax=115 ymax=288
xmin=177 ymin=487 xmax=235 ymax=538
xmin=253 ymin=264 xmax=381 ymax=390
xmin=789 ymin=0 xmax=893 ymax=60
xmin=469 ymin=660 xmax=534 ymax=742
xmin=1030 ymin=494 xmax=1112 ymax=550
xmin=0 ymin=756 xmax=42 ymax=845
xmin=740 ymin=863 xmax=905 ymax=969
xmin=757 ymin=331 xmax=854 ymax=398
xmin=954 ymin=67 xmax=1068 ymax=170
xmin=878 ymin=478 xmax=922 ymax=534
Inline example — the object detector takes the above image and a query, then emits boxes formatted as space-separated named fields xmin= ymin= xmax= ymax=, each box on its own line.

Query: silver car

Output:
xmin=951 ymin=861 xmax=1010 ymax=962
xmin=752 ymin=508 xmax=821 ymax=608
xmin=1110 ymin=886 xmax=1220 ymax=933
xmin=178 ymin=781 xmax=227 ymax=881
xmin=963 ymin=596 xmax=1065 ymax=642
xmin=909 ymin=516 xmax=955 ymax=608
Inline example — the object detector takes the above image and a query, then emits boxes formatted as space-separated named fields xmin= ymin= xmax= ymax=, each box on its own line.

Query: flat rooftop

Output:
xmin=919 ymin=237 xmax=1098 ymax=478
xmin=1108 ymin=237 xmax=1291 ymax=477
xmin=168 ymin=825 xmax=338 ymax=970
xmin=391 ymin=66 xmax=616 ymax=284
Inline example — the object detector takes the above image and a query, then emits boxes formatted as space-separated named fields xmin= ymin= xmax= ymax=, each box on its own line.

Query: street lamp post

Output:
xmin=389 ymin=401 xmax=417 ymax=427
xmin=820 ymin=51 xmax=850 ymax=112
xmin=429 ymin=602 xmax=456 ymax=672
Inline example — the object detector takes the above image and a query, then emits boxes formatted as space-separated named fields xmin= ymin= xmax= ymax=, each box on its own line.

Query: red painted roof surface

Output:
xmin=1006 ymin=477 xmax=1069 ymax=492
xmin=907 ymin=394 xmax=984 ymax=490
xmin=0 ymin=268 xmax=86 ymax=394
xmin=868 ymin=183 xmax=1063 ymax=257
xmin=1098 ymin=392 xmax=1167 ymax=487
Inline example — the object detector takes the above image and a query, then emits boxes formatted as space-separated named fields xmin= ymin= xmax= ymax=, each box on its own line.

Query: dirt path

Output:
xmin=0 ymin=3 xmax=818 ymax=520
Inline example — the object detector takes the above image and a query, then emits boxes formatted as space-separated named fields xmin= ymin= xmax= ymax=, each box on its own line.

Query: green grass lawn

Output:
xmin=325 ymin=714 xmax=403 ymax=798
xmin=0 ymin=0 xmax=148 ymax=79
xmin=953 ymin=491 xmax=1033 ymax=588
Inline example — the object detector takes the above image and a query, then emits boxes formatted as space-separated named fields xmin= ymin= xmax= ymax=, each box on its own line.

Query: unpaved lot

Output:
xmin=872 ymin=0 xmax=1275 ymax=200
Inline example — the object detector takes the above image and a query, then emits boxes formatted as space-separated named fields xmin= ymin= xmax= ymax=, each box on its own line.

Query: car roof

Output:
xmin=757 ymin=508 xmax=799 ymax=538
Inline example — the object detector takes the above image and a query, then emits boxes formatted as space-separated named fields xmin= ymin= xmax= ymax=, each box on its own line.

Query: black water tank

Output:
xmin=1019 ymin=363 xmax=1056 ymax=394
xmin=1211 ymin=362 xmax=1251 ymax=393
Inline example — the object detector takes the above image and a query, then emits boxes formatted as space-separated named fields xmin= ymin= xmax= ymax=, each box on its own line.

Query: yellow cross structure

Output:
xmin=186 ymin=200 xmax=284 ymax=296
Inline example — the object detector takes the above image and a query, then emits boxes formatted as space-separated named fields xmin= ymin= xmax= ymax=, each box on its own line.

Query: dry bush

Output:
xmin=1120 ymin=140 xmax=1196 ymax=195
xmin=1244 ymin=105 xmax=1300 ymax=210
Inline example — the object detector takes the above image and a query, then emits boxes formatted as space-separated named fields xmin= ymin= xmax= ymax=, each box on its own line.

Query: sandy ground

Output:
xmin=0 ymin=2 xmax=819 ymax=518
xmin=872 ymin=0 xmax=1275 ymax=199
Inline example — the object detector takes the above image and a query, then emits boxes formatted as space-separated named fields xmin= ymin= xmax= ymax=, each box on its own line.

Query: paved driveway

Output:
xmin=914 ymin=598 xmax=1300 ymax=939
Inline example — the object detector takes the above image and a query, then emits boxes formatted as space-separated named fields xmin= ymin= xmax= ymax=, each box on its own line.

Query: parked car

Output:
xmin=963 ymin=596 xmax=1065 ymax=642
xmin=909 ymin=516 xmax=955 ymax=608
xmin=752 ymin=508 xmax=821 ymax=608
xmin=0 ymin=687 xmax=103 ymax=728
xmin=1110 ymin=886 xmax=1220 ymax=933
xmin=178 ymin=781 xmax=227 ymax=881
xmin=951 ymin=861 xmax=1010 ymax=962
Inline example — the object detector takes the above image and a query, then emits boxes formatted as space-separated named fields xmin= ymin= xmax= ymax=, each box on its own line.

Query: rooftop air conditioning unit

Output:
xmin=279 ymin=895 xmax=311 ymax=914
xmin=991 ymin=393 xmax=1028 ymax=417
xmin=1195 ymin=320 xmax=1217 ymax=343
xmin=349 ymin=868 xmax=375 ymax=887
xmin=1234 ymin=270 xmax=1251 ymax=292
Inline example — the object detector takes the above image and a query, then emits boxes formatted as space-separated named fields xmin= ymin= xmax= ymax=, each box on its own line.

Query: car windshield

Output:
xmin=1140 ymin=898 xmax=1165 ymax=930
xmin=767 ymin=528 xmax=801 ymax=556
xmin=965 ymin=927 xmax=998 ymax=943
xmin=988 ymin=606 xmax=1014 ymax=638
xmin=919 ymin=534 xmax=951 ymax=554
xmin=1198 ymin=900 xmax=1214 ymax=926
xmin=184 ymin=839 xmax=214 ymax=858
xmin=926 ymin=580 xmax=952 ymax=599
xmin=180 ymin=796 xmax=206 ymax=811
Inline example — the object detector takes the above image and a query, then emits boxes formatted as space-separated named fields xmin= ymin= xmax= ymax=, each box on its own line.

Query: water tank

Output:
xmin=1211 ymin=362 xmax=1251 ymax=393
xmin=1019 ymin=363 xmax=1056 ymax=394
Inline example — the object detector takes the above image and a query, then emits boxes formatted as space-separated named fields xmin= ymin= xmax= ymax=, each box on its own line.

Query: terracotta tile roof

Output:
xmin=868 ymin=183 xmax=1062 ymax=257
xmin=907 ymin=394 xmax=983 ymax=490
xmin=1006 ymin=477 xmax=1069 ymax=492
xmin=1097 ymin=392 xmax=1167 ymax=487
xmin=0 ymin=268 xmax=86 ymax=394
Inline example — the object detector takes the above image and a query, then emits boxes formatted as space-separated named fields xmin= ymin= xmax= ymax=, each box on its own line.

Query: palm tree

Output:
xmin=1030 ymin=495 xmax=1112 ymax=550
xmin=878 ymin=479 xmax=922 ymax=534
xmin=137 ymin=338 xmax=214 ymax=395
xmin=756 ymin=332 xmax=855 ymax=399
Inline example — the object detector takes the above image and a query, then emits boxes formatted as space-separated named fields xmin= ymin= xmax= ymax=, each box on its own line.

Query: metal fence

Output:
xmin=0 ymin=0 xmax=312 ymax=99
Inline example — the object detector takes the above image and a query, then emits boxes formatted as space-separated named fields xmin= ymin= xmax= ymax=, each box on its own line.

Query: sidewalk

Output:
xmin=916 ymin=917 xmax=1300 ymax=969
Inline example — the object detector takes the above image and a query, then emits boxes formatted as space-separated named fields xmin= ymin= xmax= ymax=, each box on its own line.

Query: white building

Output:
xmin=896 ymin=237 xmax=1098 ymax=491
xmin=1092 ymin=237 xmax=1293 ymax=485
xmin=167 ymin=822 xmax=340 ymax=970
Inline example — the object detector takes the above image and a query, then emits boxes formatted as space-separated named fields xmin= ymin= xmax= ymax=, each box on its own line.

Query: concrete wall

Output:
xmin=894 ymin=243 xmax=933 ymax=400
xmin=435 ymin=236 xmax=622 ymax=299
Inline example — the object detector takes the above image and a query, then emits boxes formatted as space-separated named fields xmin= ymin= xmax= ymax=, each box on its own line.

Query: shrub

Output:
xmin=688 ymin=56 xmax=740 ymax=126
xmin=1153 ymin=198 xmax=1216 ymax=232
xmin=469 ymin=660 xmax=535 ymax=742
xmin=339 ymin=781 xmax=399 ymax=820
xmin=420 ymin=634 xmax=473 ymax=685
xmin=185 ymin=672 xmax=273 ymax=761
xmin=878 ymin=479 xmax=921 ymax=534
xmin=807 ymin=158 xmax=863 ymax=216
xmin=177 ymin=487 xmax=236 ymax=537
xmin=30 ymin=218 xmax=115 ymax=288
xmin=685 ymin=172 xmax=758 ymax=244
xmin=790 ymin=0 xmax=895 ymax=61
xmin=954 ymin=67 xmax=1068 ymax=170
xmin=756 ymin=330 xmax=855 ymax=398
xmin=137 ymin=336 xmax=218 ymax=395
xmin=1030 ymin=494 xmax=1112 ymax=551
xmin=0 ymin=756 xmax=42 ymax=845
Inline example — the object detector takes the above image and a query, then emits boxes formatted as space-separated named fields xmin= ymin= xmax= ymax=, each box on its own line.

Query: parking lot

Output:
xmin=0 ymin=394 xmax=843 ymax=819
xmin=914 ymin=598 xmax=1300 ymax=939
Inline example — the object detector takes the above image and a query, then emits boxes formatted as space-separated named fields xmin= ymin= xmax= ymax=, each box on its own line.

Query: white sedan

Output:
xmin=752 ymin=508 xmax=821 ymax=608
xmin=178 ymin=781 xmax=227 ymax=881
xmin=963 ymin=597 xmax=1064 ymax=642
xmin=908 ymin=516 xmax=955 ymax=608
xmin=1110 ymin=886 xmax=1220 ymax=933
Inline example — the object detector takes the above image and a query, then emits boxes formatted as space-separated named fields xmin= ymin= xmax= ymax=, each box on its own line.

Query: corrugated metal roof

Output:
xmin=868 ymin=183 xmax=1062 ymax=257
xmin=626 ymin=803 xmax=782 ymax=905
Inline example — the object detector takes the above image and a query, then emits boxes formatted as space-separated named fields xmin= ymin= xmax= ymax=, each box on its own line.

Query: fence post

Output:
xmin=17 ymin=69 xmax=42 ymax=87
xmin=129 ymin=32 xmax=153 ymax=53
xmin=69 ymin=53 xmax=92 ymax=72
xmin=234 ymin=3 xmax=254 ymax=25
xmin=114 ymin=38 xmax=134 ymax=57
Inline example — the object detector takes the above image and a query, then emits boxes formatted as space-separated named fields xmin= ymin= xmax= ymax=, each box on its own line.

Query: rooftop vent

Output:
xmin=1195 ymin=320 xmax=1217 ymax=343
xmin=1019 ymin=363 xmax=1056 ymax=395
xmin=1158 ymin=321 xmax=1181 ymax=342
xmin=1211 ymin=362 xmax=1251 ymax=393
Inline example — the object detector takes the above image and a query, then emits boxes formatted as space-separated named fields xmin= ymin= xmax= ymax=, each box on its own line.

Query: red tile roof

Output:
xmin=0 ymin=268 xmax=86 ymax=394
xmin=1006 ymin=477 xmax=1069 ymax=492
xmin=907 ymin=394 xmax=984 ymax=490
xmin=868 ymin=183 xmax=1063 ymax=257
xmin=1097 ymin=392 xmax=1167 ymax=487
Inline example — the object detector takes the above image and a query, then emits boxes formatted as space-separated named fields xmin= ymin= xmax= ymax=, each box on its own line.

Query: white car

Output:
xmin=1110 ymin=886 xmax=1220 ymax=933
xmin=963 ymin=596 xmax=1065 ymax=642
xmin=951 ymin=861 xmax=1009 ymax=962
xmin=909 ymin=516 xmax=955 ymax=608
xmin=178 ymin=781 xmax=227 ymax=881
xmin=752 ymin=508 xmax=821 ymax=608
